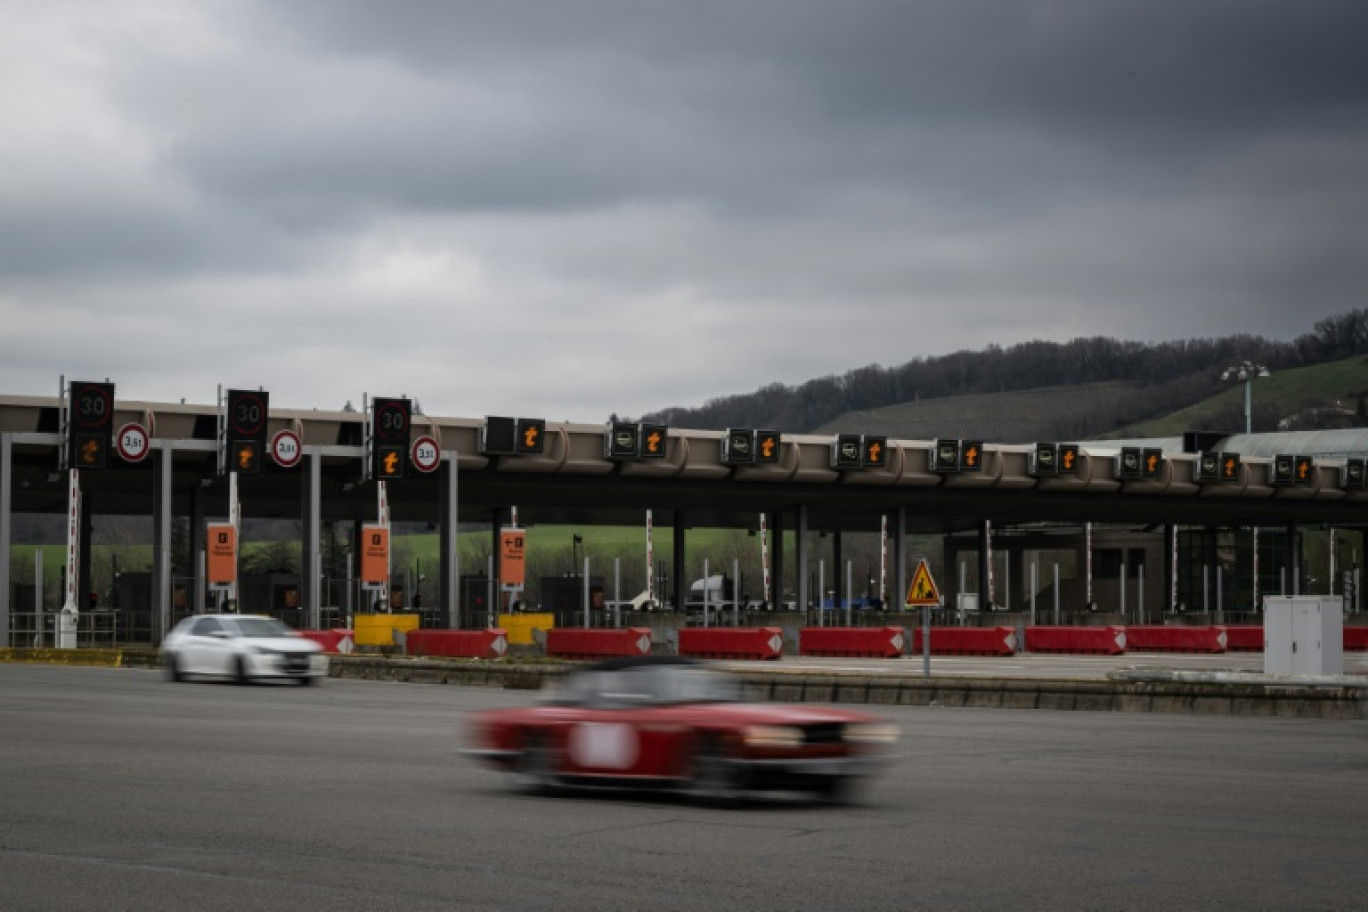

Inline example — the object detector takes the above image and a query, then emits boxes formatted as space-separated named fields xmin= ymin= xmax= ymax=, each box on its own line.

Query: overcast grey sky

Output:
xmin=2 ymin=1 xmax=1365 ymax=421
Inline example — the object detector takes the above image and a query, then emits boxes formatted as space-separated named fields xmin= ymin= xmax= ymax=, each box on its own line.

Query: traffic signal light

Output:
xmin=1294 ymin=456 xmax=1314 ymax=485
xmin=1220 ymin=452 xmax=1241 ymax=482
xmin=830 ymin=434 xmax=862 ymax=470
xmin=1058 ymin=444 xmax=1080 ymax=475
xmin=862 ymin=436 xmax=888 ymax=468
xmin=755 ymin=430 xmax=782 ymax=465
xmin=480 ymin=416 xmax=517 ymax=455
xmin=960 ymin=440 xmax=983 ymax=472
xmin=1030 ymin=443 xmax=1058 ymax=477
xmin=1116 ymin=447 xmax=1143 ymax=480
xmin=639 ymin=424 xmax=668 ymax=459
xmin=1272 ymin=454 xmax=1296 ymax=486
xmin=605 ymin=422 xmax=640 ymax=459
xmin=516 ymin=418 xmax=545 ymax=454
xmin=1196 ymin=451 xmax=1221 ymax=482
xmin=67 ymin=381 xmax=115 ymax=470
xmin=1142 ymin=448 xmax=1163 ymax=479
xmin=372 ymin=397 xmax=411 ymax=479
xmin=226 ymin=389 xmax=269 ymax=475
xmin=722 ymin=428 xmax=755 ymax=465
xmin=932 ymin=439 xmax=960 ymax=473
xmin=1342 ymin=458 xmax=1366 ymax=489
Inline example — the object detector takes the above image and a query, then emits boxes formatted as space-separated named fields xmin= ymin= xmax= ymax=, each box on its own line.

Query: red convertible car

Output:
xmin=465 ymin=656 xmax=898 ymax=802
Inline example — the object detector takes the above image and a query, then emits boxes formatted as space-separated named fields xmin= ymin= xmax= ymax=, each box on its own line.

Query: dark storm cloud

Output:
xmin=1 ymin=0 xmax=1366 ymax=419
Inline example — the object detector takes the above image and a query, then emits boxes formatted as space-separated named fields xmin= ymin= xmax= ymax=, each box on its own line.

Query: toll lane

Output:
xmin=1 ymin=665 xmax=1365 ymax=911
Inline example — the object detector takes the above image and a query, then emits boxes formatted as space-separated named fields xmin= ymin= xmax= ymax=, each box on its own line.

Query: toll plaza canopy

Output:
xmin=4 ymin=392 xmax=1368 ymax=639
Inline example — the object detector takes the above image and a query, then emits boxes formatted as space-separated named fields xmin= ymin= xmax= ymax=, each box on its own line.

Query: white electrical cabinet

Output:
xmin=1263 ymin=596 xmax=1344 ymax=676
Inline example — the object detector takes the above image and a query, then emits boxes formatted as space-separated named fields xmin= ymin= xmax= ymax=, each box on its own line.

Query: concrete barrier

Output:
xmin=546 ymin=627 xmax=653 ymax=660
xmin=799 ymin=626 xmax=905 ymax=658
xmin=0 ymin=647 xmax=125 ymax=667
xmin=407 ymin=629 xmax=508 ymax=659
xmin=1124 ymin=625 xmax=1227 ymax=653
xmin=911 ymin=626 xmax=1017 ymax=656
xmin=678 ymin=626 xmax=783 ymax=660
xmin=1025 ymin=626 xmax=1126 ymax=655
xmin=298 ymin=629 xmax=355 ymax=654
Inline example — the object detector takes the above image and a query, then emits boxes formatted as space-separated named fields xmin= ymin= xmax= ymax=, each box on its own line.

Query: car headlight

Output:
xmin=845 ymin=723 xmax=899 ymax=745
xmin=744 ymin=725 xmax=804 ymax=748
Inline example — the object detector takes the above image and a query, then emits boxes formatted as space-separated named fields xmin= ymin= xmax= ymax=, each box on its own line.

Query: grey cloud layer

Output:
xmin=1 ymin=1 xmax=1364 ymax=418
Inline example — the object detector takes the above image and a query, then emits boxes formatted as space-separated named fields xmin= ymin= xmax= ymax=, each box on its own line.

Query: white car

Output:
xmin=161 ymin=614 xmax=328 ymax=685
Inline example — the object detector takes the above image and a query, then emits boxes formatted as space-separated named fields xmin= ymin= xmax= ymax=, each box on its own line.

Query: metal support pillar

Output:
xmin=672 ymin=512 xmax=687 ymax=615
xmin=1286 ymin=522 xmax=1299 ymax=596
xmin=0 ymin=433 xmax=10 ymax=645
xmin=190 ymin=486 xmax=207 ymax=612
xmin=796 ymin=504 xmax=809 ymax=616
xmin=832 ymin=530 xmax=844 ymax=617
xmin=1164 ymin=522 xmax=1177 ymax=612
xmin=439 ymin=452 xmax=459 ymax=628
xmin=302 ymin=451 xmax=322 ymax=629
xmin=490 ymin=507 xmax=505 ymax=616
xmin=893 ymin=509 xmax=908 ymax=614
xmin=152 ymin=442 xmax=173 ymax=642
xmin=978 ymin=521 xmax=992 ymax=610
xmin=79 ymin=493 xmax=93 ymax=612
xmin=770 ymin=511 xmax=785 ymax=610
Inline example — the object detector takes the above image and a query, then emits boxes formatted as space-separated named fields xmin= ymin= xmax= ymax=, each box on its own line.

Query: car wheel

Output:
xmin=297 ymin=674 xmax=317 ymax=687
xmin=233 ymin=655 xmax=251 ymax=685
xmin=165 ymin=654 xmax=185 ymax=683
xmin=513 ymin=734 xmax=558 ymax=795
xmin=686 ymin=736 xmax=737 ymax=805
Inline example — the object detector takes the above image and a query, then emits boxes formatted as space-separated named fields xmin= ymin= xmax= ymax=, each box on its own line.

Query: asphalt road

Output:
xmin=2 ymin=665 xmax=1366 ymax=912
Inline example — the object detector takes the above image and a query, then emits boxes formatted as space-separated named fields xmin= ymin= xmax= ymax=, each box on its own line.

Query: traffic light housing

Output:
xmin=480 ymin=416 xmax=517 ymax=455
xmin=932 ymin=439 xmax=961 ymax=473
xmin=67 ymin=381 xmax=115 ymax=470
xmin=862 ymin=436 xmax=888 ymax=468
xmin=755 ymin=430 xmax=782 ymax=465
xmin=516 ymin=418 xmax=545 ymax=454
xmin=605 ymin=422 xmax=640 ymax=460
xmin=372 ymin=397 xmax=411 ymax=479
xmin=1030 ymin=443 xmax=1058 ymax=477
xmin=225 ymin=389 xmax=269 ymax=476
xmin=1116 ymin=447 xmax=1143 ymax=480
xmin=830 ymin=434 xmax=862 ymax=470
xmin=639 ymin=424 xmax=668 ymax=459
xmin=722 ymin=428 xmax=755 ymax=465
xmin=1058 ymin=444 xmax=1080 ymax=475
xmin=1141 ymin=448 xmax=1163 ymax=479
xmin=1342 ymin=458 xmax=1366 ymax=490
xmin=1272 ymin=454 xmax=1296 ymax=486
xmin=960 ymin=440 xmax=984 ymax=472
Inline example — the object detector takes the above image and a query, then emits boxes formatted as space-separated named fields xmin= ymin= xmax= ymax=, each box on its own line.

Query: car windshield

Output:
xmin=550 ymin=663 xmax=742 ymax=708
xmin=225 ymin=617 xmax=295 ymax=638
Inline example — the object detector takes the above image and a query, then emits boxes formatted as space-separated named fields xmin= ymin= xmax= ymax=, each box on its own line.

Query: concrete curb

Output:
xmin=323 ymin=655 xmax=1367 ymax=720
xmin=0 ymin=647 xmax=128 ymax=668
xmin=6 ymin=650 xmax=1364 ymax=719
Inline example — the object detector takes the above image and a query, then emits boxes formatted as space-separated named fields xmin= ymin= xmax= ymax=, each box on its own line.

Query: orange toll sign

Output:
xmin=500 ymin=528 xmax=526 ymax=587
xmin=360 ymin=525 xmax=390 ymax=585
xmin=206 ymin=523 xmax=237 ymax=584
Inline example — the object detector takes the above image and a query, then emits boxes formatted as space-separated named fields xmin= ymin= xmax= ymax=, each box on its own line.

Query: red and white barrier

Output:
xmin=298 ymin=629 xmax=355 ymax=654
xmin=1345 ymin=627 xmax=1368 ymax=652
xmin=406 ymin=628 xmax=508 ymax=659
xmin=1124 ymin=626 xmax=1227 ymax=654
xmin=1224 ymin=626 xmax=1264 ymax=651
xmin=1025 ymin=626 xmax=1127 ymax=655
xmin=799 ymin=626 xmax=905 ymax=658
xmin=677 ymin=626 xmax=783 ymax=660
xmin=910 ymin=626 xmax=1017 ymax=656
xmin=546 ymin=627 xmax=654 ymax=660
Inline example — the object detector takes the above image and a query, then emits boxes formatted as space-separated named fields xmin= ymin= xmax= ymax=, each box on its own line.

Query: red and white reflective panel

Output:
xmin=271 ymin=429 xmax=302 ymax=468
xmin=115 ymin=423 xmax=150 ymax=463
xmin=411 ymin=435 xmax=441 ymax=473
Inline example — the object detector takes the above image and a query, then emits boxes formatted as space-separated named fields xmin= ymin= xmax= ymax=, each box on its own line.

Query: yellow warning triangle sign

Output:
xmin=905 ymin=559 xmax=941 ymax=607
